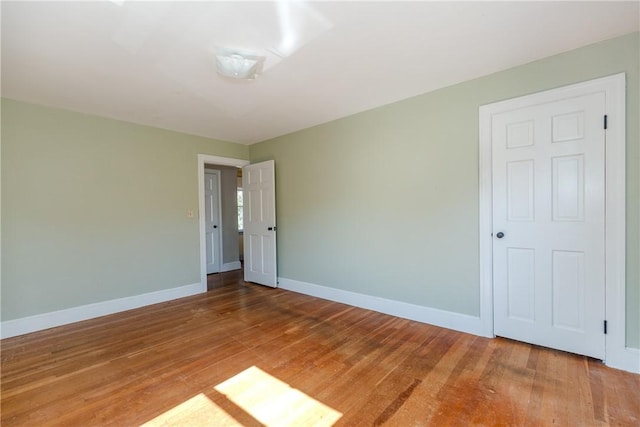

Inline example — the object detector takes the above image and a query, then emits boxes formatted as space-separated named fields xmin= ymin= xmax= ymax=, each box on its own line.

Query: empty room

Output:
xmin=1 ymin=1 xmax=639 ymax=426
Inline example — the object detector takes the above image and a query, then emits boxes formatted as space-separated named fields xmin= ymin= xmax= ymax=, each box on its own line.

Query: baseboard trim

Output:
xmin=0 ymin=282 xmax=202 ymax=339
xmin=278 ymin=278 xmax=639 ymax=374
xmin=278 ymin=278 xmax=487 ymax=337
xmin=607 ymin=346 xmax=640 ymax=374
xmin=221 ymin=261 xmax=242 ymax=272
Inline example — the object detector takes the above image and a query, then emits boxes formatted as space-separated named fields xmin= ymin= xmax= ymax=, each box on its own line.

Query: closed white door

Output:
xmin=205 ymin=170 xmax=222 ymax=274
xmin=492 ymin=91 xmax=606 ymax=359
xmin=243 ymin=160 xmax=277 ymax=287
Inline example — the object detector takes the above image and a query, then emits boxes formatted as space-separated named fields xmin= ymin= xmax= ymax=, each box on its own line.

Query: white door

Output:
xmin=243 ymin=160 xmax=277 ymax=287
xmin=205 ymin=170 xmax=222 ymax=274
xmin=492 ymin=91 xmax=606 ymax=359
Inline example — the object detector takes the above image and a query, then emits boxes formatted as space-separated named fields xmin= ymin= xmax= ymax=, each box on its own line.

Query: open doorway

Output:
xmin=204 ymin=165 xmax=246 ymax=292
xmin=203 ymin=165 xmax=241 ymax=274
xmin=197 ymin=155 xmax=250 ymax=293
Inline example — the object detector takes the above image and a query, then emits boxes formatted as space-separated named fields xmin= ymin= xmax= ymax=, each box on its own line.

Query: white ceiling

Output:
xmin=2 ymin=1 xmax=638 ymax=145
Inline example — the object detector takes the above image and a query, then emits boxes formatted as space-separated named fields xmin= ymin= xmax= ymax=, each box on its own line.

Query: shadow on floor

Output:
xmin=207 ymin=267 xmax=245 ymax=291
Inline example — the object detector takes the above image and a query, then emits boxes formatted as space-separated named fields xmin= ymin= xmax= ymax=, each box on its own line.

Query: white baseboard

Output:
xmin=221 ymin=261 xmax=241 ymax=272
xmin=0 ymin=282 xmax=202 ymax=339
xmin=278 ymin=278 xmax=639 ymax=374
xmin=278 ymin=278 xmax=487 ymax=337
xmin=607 ymin=346 xmax=640 ymax=374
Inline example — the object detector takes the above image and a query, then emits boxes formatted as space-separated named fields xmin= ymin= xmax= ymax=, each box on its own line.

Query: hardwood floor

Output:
xmin=2 ymin=270 xmax=639 ymax=426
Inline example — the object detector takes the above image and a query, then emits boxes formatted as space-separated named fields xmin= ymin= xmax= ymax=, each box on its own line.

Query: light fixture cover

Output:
xmin=215 ymin=48 xmax=264 ymax=80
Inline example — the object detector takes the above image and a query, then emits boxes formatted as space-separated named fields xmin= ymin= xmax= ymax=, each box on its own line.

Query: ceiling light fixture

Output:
xmin=215 ymin=48 xmax=264 ymax=80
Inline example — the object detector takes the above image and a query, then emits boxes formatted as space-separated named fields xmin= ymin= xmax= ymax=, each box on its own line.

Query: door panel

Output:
xmin=205 ymin=171 xmax=221 ymax=274
xmin=552 ymin=155 xmax=584 ymax=221
xmin=492 ymin=92 xmax=605 ymax=359
xmin=506 ymin=160 xmax=534 ymax=221
xmin=243 ymin=160 xmax=277 ymax=287
xmin=506 ymin=248 xmax=535 ymax=322
xmin=551 ymin=250 xmax=585 ymax=331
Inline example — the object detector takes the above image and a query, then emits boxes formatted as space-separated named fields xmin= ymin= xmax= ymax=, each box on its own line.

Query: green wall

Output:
xmin=250 ymin=32 xmax=640 ymax=348
xmin=1 ymin=100 xmax=248 ymax=320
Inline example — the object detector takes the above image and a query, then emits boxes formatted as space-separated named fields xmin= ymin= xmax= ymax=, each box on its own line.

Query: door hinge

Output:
xmin=604 ymin=115 xmax=608 ymax=130
xmin=604 ymin=320 xmax=608 ymax=334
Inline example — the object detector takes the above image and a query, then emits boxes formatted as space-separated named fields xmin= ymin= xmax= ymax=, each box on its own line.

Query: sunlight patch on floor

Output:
xmin=142 ymin=393 xmax=240 ymax=426
xmin=214 ymin=366 xmax=343 ymax=426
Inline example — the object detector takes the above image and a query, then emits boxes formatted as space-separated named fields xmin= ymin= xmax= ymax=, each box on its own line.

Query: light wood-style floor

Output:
xmin=2 ymin=270 xmax=639 ymax=426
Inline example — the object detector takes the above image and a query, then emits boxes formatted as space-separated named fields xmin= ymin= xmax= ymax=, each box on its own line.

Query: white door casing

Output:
xmin=204 ymin=170 xmax=222 ymax=274
xmin=243 ymin=160 xmax=277 ymax=287
xmin=479 ymin=73 xmax=634 ymax=372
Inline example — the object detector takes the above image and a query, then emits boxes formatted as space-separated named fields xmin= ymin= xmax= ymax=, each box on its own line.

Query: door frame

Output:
xmin=204 ymin=169 xmax=223 ymax=274
xmin=198 ymin=154 xmax=250 ymax=293
xmin=478 ymin=73 xmax=635 ymax=372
